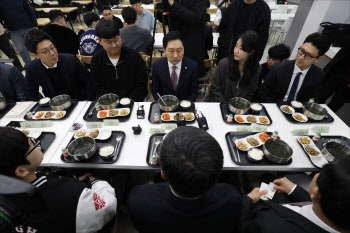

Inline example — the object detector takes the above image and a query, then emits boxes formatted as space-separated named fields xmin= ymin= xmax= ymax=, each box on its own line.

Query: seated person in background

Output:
xmin=0 ymin=63 xmax=26 ymax=102
xmin=208 ymin=30 xmax=261 ymax=103
xmin=0 ymin=127 xmax=117 ymax=233
xmin=204 ymin=23 xmax=213 ymax=60
xmin=130 ymin=0 xmax=155 ymax=32
xmin=101 ymin=5 xmax=124 ymax=30
xmin=206 ymin=0 xmax=211 ymax=24
xmin=128 ymin=126 xmax=244 ymax=233
xmin=120 ymin=7 xmax=153 ymax=54
xmin=259 ymin=32 xmax=331 ymax=103
xmin=80 ymin=12 xmax=103 ymax=56
xmin=24 ymin=30 xmax=95 ymax=101
xmin=151 ymin=31 xmax=198 ymax=102
xmin=240 ymin=158 xmax=350 ymax=233
xmin=43 ymin=10 xmax=84 ymax=55
xmin=91 ymin=19 xmax=148 ymax=101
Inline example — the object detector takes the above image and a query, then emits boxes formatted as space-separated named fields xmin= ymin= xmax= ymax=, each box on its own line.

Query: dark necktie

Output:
xmin=171 ymin=65 xmax=178 ymax=91
xmin=287 ymin=72 xmax=302 ymax=102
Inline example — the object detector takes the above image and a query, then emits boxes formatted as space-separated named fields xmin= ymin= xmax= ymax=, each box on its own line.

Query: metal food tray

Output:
xmin=220 ymin=103 xmax=273 ymax=125
xmin=148 ymin=102 xmax=196 ymax=124
xmin=0 ymin=101 xmax=16 ymax=120
xmin=61 ymin=131 xmax=125 ymax=164
xmin=146 ymin=133 xmax=166 ymax=168
xmin=225 ymin=132 xmax=292 ymax=166
xmin=83 ymin=101 xmax=134 ymax=122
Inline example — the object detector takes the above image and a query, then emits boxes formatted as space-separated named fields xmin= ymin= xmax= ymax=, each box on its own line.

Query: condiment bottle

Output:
xmin=95 ymin=103 xmax=101 ymax=111
xmin=151 ymin=154 xmax=158 ymax=166
xmin=26 ymin=111 xmax=33 ymax=119
xmin=154 ymin=113 xmax=160 ymax=123
xmin=312 ymin=133 xmax=321 ymax=143
xmin=62 ymin=148 xmax=70 ymax=159
xmin=272 ymin=131 xmax=279 ymax=139
xmin=227 ymin=114 xmax=233 ymax=123
xmin=309 ymin=98 xmax=315 ymax=103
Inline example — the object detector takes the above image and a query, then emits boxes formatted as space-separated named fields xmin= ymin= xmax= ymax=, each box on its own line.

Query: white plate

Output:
xmin=255 ymin=132 xmax=270 ymax=144
xmin=234 ymin=115 xmax=270 ymax=125
xmin=280 ymin=105 xmax=295 ymax=114
xmin=97 ymin=108 xmax=131 ymax=119
xmin=74 ymin=129 xmax=112 ymax=140
xmin=33 ymin=111 xmax=67 ymax=120
xmin=246 ymin=135 xmax=263 ymax=148
xmin=234 ymin=138 xmax=251 ymax=151
xmin=161 ymin=112 xmax=194 ymax=122
xmin=292 ymin=113 xmax=308 ymax=122
xmin=53 ymin=111 xmax=66 ymax=119
xmin=18 ymin=129 xmax=42 ymax=138
xmin=297 ymin=136 xmax=312 ymax=145
xmin=296 ymin=136 xmax=328 ymax=168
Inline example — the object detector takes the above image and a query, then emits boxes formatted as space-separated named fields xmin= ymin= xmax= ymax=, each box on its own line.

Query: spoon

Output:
xmin=157 ymin=93 xmax=168 ymax=106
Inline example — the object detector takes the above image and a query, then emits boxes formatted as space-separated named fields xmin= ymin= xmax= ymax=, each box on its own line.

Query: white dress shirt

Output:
xmin=41 ymin=60 xmax=57 ymax=69
xmin=283 ymin=64 xmax=311 ymax=101
xmin=168 ymin=60 xmax=182 ymax=85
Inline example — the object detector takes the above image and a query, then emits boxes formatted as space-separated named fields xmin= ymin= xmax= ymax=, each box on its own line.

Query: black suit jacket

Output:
xmin=240 ymin=187 xmax=328 ymax=233
xmin=25 ymin=53 xmax=94 ymax=101
xmin=259 ymin=60 xmax=326 ymax=103
xmin=151 ymin=57 xmax=199 ymax=102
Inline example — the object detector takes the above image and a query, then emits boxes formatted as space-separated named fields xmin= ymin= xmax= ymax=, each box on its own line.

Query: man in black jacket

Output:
xmin=0 ymin=63 xmax=26 ymax=102
xmin=91 ymin=19 xmax=148 ymax=101
xmin=101 ymin=5 xmax=124 ymax=30
xmin=217 ymin=0 xmax=270 ymax=61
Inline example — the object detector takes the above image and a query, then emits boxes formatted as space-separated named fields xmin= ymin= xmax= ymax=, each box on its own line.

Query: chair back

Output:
xmin=76 ymin=54 xmax=92 ymax=65
xmin=199 ymin=58 xmax=218 ymax=88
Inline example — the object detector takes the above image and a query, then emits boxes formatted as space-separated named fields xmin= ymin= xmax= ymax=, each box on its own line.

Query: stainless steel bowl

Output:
xmin=67 ymin=136 xmax=97 ymax=161
xmin=263 ymin=138 xmax=293 ymax=163
xmin=321 ymin=141 xmax=350 ymax=162
xmin=49 ymin=95 xmax=71 ymax=111
xmin=158 ymin=95 xmax=179 ymax=112
xmin=229 ymin=97 xmax=250 ymax=114
xmin=98 ymin=93 xmax=119 ymax=110
xmin=0 ymin=97 xmax=7 ymax=111
xmin=302 ymin=103 xmax=328 ymax=121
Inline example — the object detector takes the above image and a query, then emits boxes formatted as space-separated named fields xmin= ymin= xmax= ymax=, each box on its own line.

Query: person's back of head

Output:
xmin=96 ymin=19 xmax=120 ymax=39
xmin=159 ymin=126 xmax=223 ymax=198
xmin=303 ymin=32 xmax=331 ymax=56
xmin=48 ymin=10 xmax=65 ymax=24
xmin=122 ymin=7 xmax=137 ymax=26
xmin=83 ymin=12 xmax=100 ymax=28
xmin=268 ymin=44 xmax=291 ymax=61
xmin=316 ymin=158 xmax=350 ymax=232
xmin=24 ymin=29 xmax=54 ymax=54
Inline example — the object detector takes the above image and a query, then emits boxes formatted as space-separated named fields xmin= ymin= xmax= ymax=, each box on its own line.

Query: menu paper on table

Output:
xmin=20 ymin=121 xmax=52 ymax=128
xmin=86 ymin=122 xmax=103 ymax=129
xmin=161 ymin=124 xmax=177 ymax=130
xmin=237 ymin=126 xmax=252 ymax=132
xmin=103 ymin=119 xmax=119 ymax=126
xmin=5 ymin=102 xmax=33 ymax=117
xmin=291 ymin=129 xmax=309 ymax=136
xmin=150 ymin=128 xmax=166 ymax=134
xmin=250 ymin=123 xmax=268 ymax=132
xmin=312 ymin=126 xmax=330 ymax=134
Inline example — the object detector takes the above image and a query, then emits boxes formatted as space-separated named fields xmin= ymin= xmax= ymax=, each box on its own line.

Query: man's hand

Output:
xmin=273 ymin=177 xmax=295 ymax=194
xmin=88 ymin=175 xmax=98 ymax=182
xmin=78 ymin=173 xmax=93 ymax=181
xmin=247 ymin=188 xmax=268 ymax=203
xmin=77 ymin=25 xmax=84 ymax=31
xmin=168 ymin=0 xmax=174 ymax=6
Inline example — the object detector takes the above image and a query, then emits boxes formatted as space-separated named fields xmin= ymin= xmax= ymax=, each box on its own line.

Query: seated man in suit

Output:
xmin=128 ymin=126 xmax=244 ymax=233
xmin=0 ymin=63 xmax=26 ymax=102
xmin=151 ymin=31 xmax=199 ymax=102
xmin=43 ymin=10 xmax=84 ymax=55
xmin=24 ymin=30 xmax=95 ymax=101
xmin=241 ymin=158 xmax=350 ymax=233
xmin=91 ymin=19 xmax=148 ymax=101
xmin=259 ymin=32 xmax=331 ymax=103
xmin=120 ymin=7 xmax=153 ymax=54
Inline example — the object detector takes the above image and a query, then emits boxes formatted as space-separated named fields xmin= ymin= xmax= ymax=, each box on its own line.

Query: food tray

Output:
xmin=32 ymin=111 xmax=66 ymax=120
xmin=61 ymin=131 xmax=125 ymax=164
xmin=296 ymin=135 xmax=350 ymax=168
xmin=146 ymin=133 xmax=166 ymax=168
xmin=83 ymin=101 xmax=134 ymax=122
xmin=24 ymin=100 xmax=79 ymax=121
xmin=276 ymin=101 xmax=334 ymax=123
xmin=148 ymin=102 xmax=196 ymax=124
xmin=225 ymin=132 xmax=292 ymax=166
xmin=220 ymin=103 xmax=272 ymax=125
xmin=0 ymin=101 xmax=16 ymax=120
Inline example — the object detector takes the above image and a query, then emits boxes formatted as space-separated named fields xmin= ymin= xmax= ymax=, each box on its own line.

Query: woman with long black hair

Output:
xmin=209 ymin=30 xmax=262 ymax=103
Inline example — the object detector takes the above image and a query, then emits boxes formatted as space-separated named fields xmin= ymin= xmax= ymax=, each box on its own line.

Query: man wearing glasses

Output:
xmin=24 ymin=30 xmax=95 ymax=101
xmin=259 ymin=32 xmax=331 ymax=103
xmin=90 ymin=19 xmax=148 ymax=101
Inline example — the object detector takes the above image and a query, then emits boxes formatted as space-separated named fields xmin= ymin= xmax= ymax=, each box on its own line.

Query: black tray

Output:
xmin=61 ymin=131 xmax=125 ymax=164
xmin=0 ymin=101 xmax=16 ymax=119
xmin=220 ymin=103 xmax=273 ymax=125
xmin=146 ymin=133 xmax=165 ymax=168
xmin=276 ymin=101 xmax=334 ymax=123
xmin=83 ymin=101 xmax=134 ymax=122
xmin=148 ymin=102 xmax=196 ymax=124
xmin=24 ymin=99 xmax=79 ymax=121
xmin=225 ymin=132 xmax=292 ymax=166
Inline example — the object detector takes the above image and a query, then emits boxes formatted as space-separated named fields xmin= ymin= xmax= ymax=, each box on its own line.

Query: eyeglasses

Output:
xmin=37 ymin=45 xmax=57 ymax=56
xmin=25 ymin=137 xmax=41 ymax=157
xmin=297 ymin=47 xmax=319 ymax=60
xmin=267 ymin=56 xmax=280 ymax=62
xmin=103 ymin=37 xmax=121 ymax=47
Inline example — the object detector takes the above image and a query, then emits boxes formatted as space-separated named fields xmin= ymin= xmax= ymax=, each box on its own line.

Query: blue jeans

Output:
xmin=10 ymin=28 xmax=32 ymax=65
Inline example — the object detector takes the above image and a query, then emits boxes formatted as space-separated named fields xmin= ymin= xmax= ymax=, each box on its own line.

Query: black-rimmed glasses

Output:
xmin=37 ymin=45 xmax=57 ymax=56
xmin=25 ymin=137 xmax=41 ymax=157
xmin=297 ymin=47 xmax=319 ymax=60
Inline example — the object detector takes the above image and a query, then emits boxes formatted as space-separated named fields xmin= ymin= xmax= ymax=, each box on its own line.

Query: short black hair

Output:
xmin=96 ymin=19 xmax=120 ymax=39
xmin=317 ymin=158 xmax=350 ymax=231
xmin=24 ymin=29 xmax=54 ymax=53
xmin=130 ymin=0 xmax=142 ymax=4
xmin=162 ymin=31 xmax=183 ymax=49
xmin=83 ymin=12 xmax=100 ymax=27
xmin=48 ymin=9 xmax=65 ymax=23
xmin=207 ymin=0 xmax=210 ymax=8
xmin=303 ymin=32 xmax=331 ymax=56
xmin=122 ymin=7 xmax=137 ymax=25
xmin=159 ymin=126 xmax=223 ymax=198
xmin=0 ymin=127 xmax=30 ymax=177
xmin=101 ymin=5 xmax=112 ymax=12
xmin=268 ymin=44 xmax=291 ymax=60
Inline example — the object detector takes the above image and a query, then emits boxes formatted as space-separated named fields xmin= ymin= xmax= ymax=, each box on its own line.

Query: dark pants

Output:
xmin=0 ymin=34 xmax=24 ymax=71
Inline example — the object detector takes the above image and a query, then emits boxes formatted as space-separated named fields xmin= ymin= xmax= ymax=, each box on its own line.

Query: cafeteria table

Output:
xmin=37 ymin=18 xmax=51 ymax=27
xmin=35 ymin=7 xmax=78 ymax=29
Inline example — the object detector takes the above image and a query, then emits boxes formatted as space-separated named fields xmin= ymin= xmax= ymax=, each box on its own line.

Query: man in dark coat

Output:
xmin=217 ymin=0 xmax=270 ymax=61
xmin=0 ymin=63 xmax=26 ymax=102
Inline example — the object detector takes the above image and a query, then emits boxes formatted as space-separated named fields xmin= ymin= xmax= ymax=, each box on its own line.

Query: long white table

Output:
xmin=154 ymin=33 xmax=218 ymax=49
